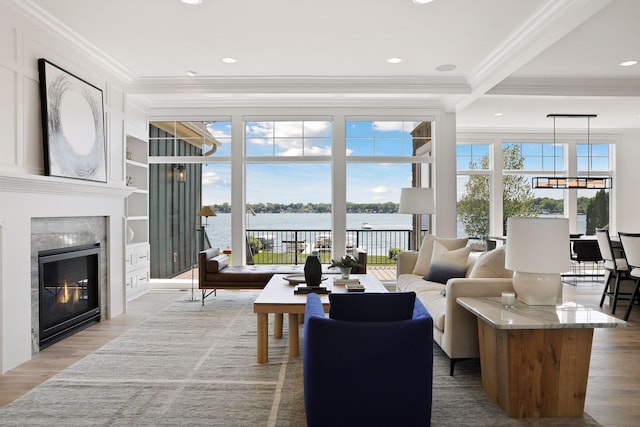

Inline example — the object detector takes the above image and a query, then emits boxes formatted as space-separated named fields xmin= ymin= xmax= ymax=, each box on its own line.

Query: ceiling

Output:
xmin=10 ymin=0 xmax=640 ymax=129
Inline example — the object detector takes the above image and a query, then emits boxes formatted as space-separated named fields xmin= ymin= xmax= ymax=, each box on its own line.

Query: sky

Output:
xmin=201 ymin=120 xmax=421 ymax=205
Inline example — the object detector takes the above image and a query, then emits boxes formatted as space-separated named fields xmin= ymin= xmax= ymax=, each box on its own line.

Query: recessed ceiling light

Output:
xmin=387 ymin=57 xmax=403 ymax=64
xmin=413 ymin=0 xmax=434 ymax=4
xmin=494 ymin=112 xmax=503 ymax=117
xmin=436 ymin=64 xmax=456 ymax=72
xmin=186 ymin=70 xmax=197 ymax=77
xmin=221 ymin=57 xmax=238 ymax=64
xmin=181 ymin=0 xmax=203 ymax=5
xmin=620 ymin=60 xmax=638 ymax=67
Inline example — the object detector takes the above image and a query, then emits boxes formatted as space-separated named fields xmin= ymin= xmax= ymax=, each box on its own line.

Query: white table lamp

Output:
xmin=505 ymin=217 xmax=570 ymax=305
xmin=399 ymin=187 xmax=435 ymax=250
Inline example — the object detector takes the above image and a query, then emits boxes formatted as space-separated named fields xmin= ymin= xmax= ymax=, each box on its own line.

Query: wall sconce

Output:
xmin=174 ymin=165 xmax=187 ymax=183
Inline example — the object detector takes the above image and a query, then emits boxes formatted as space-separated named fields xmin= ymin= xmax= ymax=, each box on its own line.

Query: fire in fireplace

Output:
xmin=38 ymin=243 xmax=101 ymax=349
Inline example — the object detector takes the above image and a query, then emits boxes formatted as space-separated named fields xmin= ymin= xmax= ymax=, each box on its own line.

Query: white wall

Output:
xmin=615 ymin=130 xmax=640 ymax=233
xmin=0 ymin=2 xmax=136 ymax=373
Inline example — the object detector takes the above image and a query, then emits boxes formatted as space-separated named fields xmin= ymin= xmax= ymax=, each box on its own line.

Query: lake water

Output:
xmin=205 ymin=213 xmax=412 ymax=255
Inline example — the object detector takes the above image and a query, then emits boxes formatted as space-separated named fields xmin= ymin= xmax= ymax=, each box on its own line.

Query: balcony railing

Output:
xmin=245 ymin=229 xmax=415 ymax=266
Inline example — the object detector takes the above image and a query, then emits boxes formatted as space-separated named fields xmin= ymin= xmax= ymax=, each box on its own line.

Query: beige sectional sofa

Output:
xmin=396 ymin=236 xmax=514 ymax=375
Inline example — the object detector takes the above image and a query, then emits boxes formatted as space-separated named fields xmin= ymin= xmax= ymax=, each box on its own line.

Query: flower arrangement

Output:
xmin=329 ymin=255 xmax=359 ymax=269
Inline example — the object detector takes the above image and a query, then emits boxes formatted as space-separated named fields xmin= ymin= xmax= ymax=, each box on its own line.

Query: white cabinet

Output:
xmin=125 ymin=133 xmax=150 ymax=300
xmin=125 ymin=243 xmax=150 ymax=300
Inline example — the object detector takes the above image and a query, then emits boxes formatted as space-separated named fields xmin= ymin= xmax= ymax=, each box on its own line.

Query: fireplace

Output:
xmin=38 ymin=243 xmax=101 ymax=349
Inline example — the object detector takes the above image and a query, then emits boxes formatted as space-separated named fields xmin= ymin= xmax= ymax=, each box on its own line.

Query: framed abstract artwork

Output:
xmin=38 ymin=59 xmax=107 ymax=182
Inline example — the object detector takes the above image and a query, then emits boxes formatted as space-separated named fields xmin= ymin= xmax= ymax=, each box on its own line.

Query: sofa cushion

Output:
xmin=412 ymin=235 xmax=468 ymax=276
xmin=397 ymin=274 xmax=444 ymax=293
xmin=468 ymin=246 xmax=513 ymax=278
xmin=424 ymin=242 xmax=471 ymax=284
xmin=206 ymin=254 xmax=230 ymax=273
xmin=415 ymin=290 xmax=446 ymax=331
xmin=329 ymin=292 xmax=416 ymax=322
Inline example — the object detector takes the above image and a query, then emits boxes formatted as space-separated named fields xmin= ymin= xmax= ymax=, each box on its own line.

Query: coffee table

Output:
xmin=253 ymin=274 xmax=387 ymax=363
xmin=457 ymin=296 xmax=625 ymax=418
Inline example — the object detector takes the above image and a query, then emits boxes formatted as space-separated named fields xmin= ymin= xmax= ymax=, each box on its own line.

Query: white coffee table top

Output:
xmin=457 ymin=297 xmax=626 ymax=330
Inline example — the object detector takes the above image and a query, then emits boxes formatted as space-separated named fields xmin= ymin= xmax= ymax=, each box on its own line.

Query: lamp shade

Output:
xmin=505 ymin=217 xmax=570 ymax=274
xmin=399 ymin=188 xmax=434 ymax=214
xmin=197 ymin=206 xmax=216 ymax=217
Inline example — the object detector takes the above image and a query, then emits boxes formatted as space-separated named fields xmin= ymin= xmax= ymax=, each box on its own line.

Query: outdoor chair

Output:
xmin=618 ymin=232 xmax=640 ymax=321
xmin=303 ymin=292 xmax=433 ymax=427
xmin=596 ymin=228 xmax=631 ymax=314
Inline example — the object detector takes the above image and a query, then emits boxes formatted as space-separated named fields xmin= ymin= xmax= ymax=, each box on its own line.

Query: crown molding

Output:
xmin=126 ymin=76 xmax=470 ymax=96
xmin=488 ymin=77 xmax=640 ymax=96
xmin=5 ymin=0 xmax=136 ymax=82
xmin=142 ymin=96 xmax=447 ymax=115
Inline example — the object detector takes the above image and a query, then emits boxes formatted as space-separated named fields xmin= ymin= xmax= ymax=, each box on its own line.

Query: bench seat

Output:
xmin=198 ymin=247 xmax=367 ymax=304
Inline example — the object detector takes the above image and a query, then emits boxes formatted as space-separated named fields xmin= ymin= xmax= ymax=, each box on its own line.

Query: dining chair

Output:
xmin=618 ymin=232 xmax=640 ymax=321
xmin=570 ymin=239 xmax=603 ymax=284
xmin=595 ymin=228 xmax=631 ymax=314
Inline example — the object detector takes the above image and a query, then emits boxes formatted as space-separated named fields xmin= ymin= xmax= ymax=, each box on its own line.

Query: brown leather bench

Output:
xmin=198 ymin=247 xmax=367 ymax=305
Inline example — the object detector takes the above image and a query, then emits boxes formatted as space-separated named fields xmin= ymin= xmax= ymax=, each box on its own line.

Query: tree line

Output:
xmin=210 ymin=202 xmax=400 ymax=214
xmin=211 ymin=199 xmax=579 ymax=215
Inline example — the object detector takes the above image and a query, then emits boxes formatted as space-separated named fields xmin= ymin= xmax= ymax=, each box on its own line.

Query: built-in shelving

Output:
xmin=125 ymin=134 xmax=150 ymax=300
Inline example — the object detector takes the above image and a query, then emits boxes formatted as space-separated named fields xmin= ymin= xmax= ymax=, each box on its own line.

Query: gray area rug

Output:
xmin=0 ymin=291 xmax=600 ymax=426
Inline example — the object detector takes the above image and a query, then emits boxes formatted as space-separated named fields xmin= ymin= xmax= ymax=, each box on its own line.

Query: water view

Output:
xmin=203 ymin=213 xmax=588 ymax=256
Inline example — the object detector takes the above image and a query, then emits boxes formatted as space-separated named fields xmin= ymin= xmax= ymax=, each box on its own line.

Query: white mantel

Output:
xmin=0 ymin=174 xmax=131 ymax=373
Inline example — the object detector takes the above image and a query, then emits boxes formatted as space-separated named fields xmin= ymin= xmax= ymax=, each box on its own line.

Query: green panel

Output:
xmin=149 ymin=124 xmax=202 ymax=278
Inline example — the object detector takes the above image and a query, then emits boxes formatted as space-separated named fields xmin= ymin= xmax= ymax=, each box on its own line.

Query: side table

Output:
xmin=457 ymin=297 xmax=625 ymax=418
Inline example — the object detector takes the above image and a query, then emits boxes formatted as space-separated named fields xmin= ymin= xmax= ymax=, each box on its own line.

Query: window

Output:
xmin=245 ymin=120 xmax=332 ymax=156
xmin=457 ymin=144 xmax=490 ymax=170
xmin=150 ymin=121 xmax=231 ymax=157
xmin=502 ymin=142 xmax=562 ymax=172
xmin=456 ymin=144 xmax=491 ymax=239
xmin=577 ymin=143 xmax=610 ymax=172
xmin=346 ymin=121 xmax=430 ymax=156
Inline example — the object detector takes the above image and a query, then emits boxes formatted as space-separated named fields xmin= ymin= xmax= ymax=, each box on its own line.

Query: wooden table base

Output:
xmin=477 ymin=320 xmax=594 ymax=418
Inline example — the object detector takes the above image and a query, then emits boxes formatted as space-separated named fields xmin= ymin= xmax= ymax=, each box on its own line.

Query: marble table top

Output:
xmin=457 ymin=297 xmax=627 ymax=330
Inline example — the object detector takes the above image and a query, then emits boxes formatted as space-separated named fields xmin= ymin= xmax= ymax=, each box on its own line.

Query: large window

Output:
xmin=456 ymin=136 xmax=614 ymax=239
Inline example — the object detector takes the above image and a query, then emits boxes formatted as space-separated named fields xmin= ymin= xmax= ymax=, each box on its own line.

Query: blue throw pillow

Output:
xmin=424 ymin=242 xmax=471 ymax=284
xmin=329 ymin=292 xmax=416 ymax=322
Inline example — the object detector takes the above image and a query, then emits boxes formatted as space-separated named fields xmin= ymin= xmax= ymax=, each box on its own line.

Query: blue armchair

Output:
xmin=303 ymin=292 xmax=433 ymax=427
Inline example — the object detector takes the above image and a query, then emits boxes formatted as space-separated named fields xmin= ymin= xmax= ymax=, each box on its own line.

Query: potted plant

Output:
xmin=329 ymin=255 xmax=360 ymax=279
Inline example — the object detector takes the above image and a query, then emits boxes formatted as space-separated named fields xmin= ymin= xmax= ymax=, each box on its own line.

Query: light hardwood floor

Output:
xmin=1 ymin=283 xmax=638 ymax=426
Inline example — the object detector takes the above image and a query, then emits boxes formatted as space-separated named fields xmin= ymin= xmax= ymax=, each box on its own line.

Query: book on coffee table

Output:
xmin=333 ymin=278 xmax=360 ymax=285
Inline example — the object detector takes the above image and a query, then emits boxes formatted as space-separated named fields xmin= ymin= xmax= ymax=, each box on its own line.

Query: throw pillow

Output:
xmin=468 ymin=246 xmax=513 ymax=279
xmin=424 ymin=241 xmax=471 ymax=284
xmin=412 ymin=235 xmax=468 ymax=276
xmin=206 ymin=255 xmax=229 ymax=273
xmin=329 ymin=292 xmax=416 ymax=322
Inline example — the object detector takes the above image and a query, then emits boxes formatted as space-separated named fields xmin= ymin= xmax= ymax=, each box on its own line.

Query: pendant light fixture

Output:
xmin=532 ymin=114 xmax=612 ymax=189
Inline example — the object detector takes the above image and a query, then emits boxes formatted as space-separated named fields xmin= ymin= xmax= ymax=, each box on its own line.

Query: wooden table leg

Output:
xmin=274 ymin=313 xmax=283 ymax=339
xmin=257 ymin=313 xmax=268 ymax=363
xmin=288 ymin=313 xmax=300 ymax=357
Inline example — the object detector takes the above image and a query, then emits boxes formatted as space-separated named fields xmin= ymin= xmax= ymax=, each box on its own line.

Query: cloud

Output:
xmin=373 ymin=121 xmax=420 ymax=133
xmin=369 ymin=185 xmax=390 ymax=194
xmin=202 ymin=170 xmax=230 ymax=187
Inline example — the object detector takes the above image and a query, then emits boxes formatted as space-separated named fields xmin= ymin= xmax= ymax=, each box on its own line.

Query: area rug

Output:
xmin=0 ymin=291 xmax=601 ymax=426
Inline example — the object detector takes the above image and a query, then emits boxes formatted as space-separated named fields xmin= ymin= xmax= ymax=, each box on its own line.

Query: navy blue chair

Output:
xmin=303 ymin=292 xmax=433 ymax=427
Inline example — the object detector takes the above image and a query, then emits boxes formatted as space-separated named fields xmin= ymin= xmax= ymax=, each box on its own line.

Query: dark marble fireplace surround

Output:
xmin=31 ymin=217 xmax=108 ymax=354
